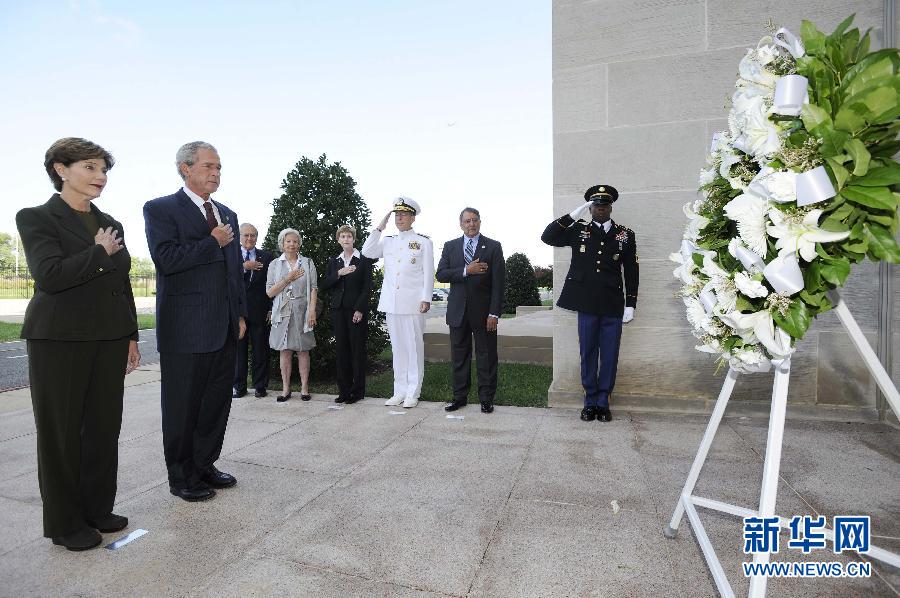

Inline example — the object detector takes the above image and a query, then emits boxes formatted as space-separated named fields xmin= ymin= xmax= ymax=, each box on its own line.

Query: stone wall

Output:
xmin=550 ymin=0 xmax=898 ymax=421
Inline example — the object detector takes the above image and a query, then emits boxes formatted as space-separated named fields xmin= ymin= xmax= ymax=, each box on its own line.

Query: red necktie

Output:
xmin=203 ymin=201 xmax=218 ymax=230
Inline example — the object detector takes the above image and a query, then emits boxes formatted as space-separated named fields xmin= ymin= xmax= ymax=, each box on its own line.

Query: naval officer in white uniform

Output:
xmin=362 ymin=197 xmax=434 ymax=408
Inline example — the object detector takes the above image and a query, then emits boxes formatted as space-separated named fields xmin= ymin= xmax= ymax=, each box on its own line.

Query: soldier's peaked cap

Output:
xmin=392 ymin=196 xmax=420 ymax=215
xmin=584 ymin=184 xmax=618 ymax=204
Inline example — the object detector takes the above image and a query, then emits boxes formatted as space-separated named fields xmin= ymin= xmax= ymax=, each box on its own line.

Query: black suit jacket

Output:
xmin=16 ymin=194 xmax=138 ymax=341
xmin=435 ymin=234 xmax=505 ymax=328
xmin=320 ymin=253 xmax=374 ymax=313
xmin=541 ymin=216 xmax=638 ymax=316
xmin=242 ymin=247 xmax=274 ymax=324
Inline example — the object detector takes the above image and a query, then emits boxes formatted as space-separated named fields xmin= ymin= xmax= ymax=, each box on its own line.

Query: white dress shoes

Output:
xmin=402 ymin=396 xmax=419 ymax=408
xmin=385 ymin=396 xmax=404 ymax=406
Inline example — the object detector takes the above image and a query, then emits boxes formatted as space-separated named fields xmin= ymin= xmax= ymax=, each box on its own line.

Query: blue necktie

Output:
xmin=465 ymin=237 xmax=475 ymax=264
xmin=244 ymin=250 xmax=252 ymax=282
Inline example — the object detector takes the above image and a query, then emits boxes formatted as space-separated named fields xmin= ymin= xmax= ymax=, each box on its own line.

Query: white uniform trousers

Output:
xmin=386 ymin=313 xmax=425 ymax=400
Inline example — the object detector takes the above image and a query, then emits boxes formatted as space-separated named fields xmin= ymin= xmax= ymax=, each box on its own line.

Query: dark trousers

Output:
xmin=160 ymin=332 xmax=235 ymax=489
xmin=234 ymin=318 xmax=270 ymax=393
xmin=27 ymin=338 xmax=129 ymax=537
xmin=449 ymin=310 xmax=498 ymax=404
xmin=332 ymin=308 xmax=367 ymax=401
xmin=577 ymin=312 xmax=623 ymax=407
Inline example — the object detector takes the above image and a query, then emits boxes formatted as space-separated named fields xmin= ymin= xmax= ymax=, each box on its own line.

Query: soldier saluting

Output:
xmin=541 ymin=184 xmax=638 ymax=423
xmin=362 ymin=197 xmax=435 ymax=408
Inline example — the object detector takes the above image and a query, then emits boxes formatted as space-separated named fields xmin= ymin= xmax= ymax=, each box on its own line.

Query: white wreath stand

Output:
xmin=663 ymin=290 xmax=900 ymax=597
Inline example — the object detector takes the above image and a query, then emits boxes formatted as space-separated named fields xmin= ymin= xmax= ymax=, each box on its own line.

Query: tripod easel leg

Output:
xmin=665 ymin=367 xmax=740 ymax=538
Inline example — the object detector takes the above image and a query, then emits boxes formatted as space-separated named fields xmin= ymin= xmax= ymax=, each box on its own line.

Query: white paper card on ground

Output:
xmin=327 ymin=405 xmax=344 ymax=410
xmin=446 ymin=414 xmax=465 ymax=420
xmin=105 ymin=528 xmax=148 ymax=550
xmin=387 ymin=411 xmax=406 ymax=415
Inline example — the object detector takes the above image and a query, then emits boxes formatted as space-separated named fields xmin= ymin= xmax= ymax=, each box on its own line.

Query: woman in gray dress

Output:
xmin=266 ymin=228 xmax=318 ymax=402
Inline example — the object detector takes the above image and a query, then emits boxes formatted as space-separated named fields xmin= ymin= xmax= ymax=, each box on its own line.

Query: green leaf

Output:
xmin=773 ymin=300 xmax=812 ymax=339
xmin=735 ymin=295 xmax=755 ymax=312
xmin=801 ymin=20 xmax=826 ymax=55
xmin=829 ymin=14 xmax=856 ymax=40
xmin=842 ymin=48 xmax=900 ymax=92
xmin=824 ymin=158 xmax=850 ymax=190
xmin=865 ymin=224 xmax=900 ymax=263
xmin=844 ymin=58 xmax=895 ymax=97
xmin=691 ymin=253 xmax=704 ymax=268
xmin=853 ymin=164 xmax=900 ymax=187
xmin=845 ymin=222 xmax=869 ymax=253
xmin=801 ymin=103 xmax=832 ymax=134
xmin=843 ymin=138 xmax=871 ymax=176
xmin=841 ymin=186 xmax=898 ymax=210
xmin=819 ymin=257 xmax=851 ymax=285
xmin=866 ymin=213 xmax=896 ymax=228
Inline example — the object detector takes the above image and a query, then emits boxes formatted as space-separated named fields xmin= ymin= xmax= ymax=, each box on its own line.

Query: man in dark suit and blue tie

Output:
xmin=436 ymin=208 xmax=505 ymax=413
xmin=233 ymin=223 xmax=274 ymax=399
xmin=144 ymin=141 xmax=247 ymax=502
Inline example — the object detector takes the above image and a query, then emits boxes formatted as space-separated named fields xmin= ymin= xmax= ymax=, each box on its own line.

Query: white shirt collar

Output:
xmin=182 ymin=185 xmax=211 ymax=208
xmin=336 ymin=249 xmax=361 ymax=260
xmin=464 ymin=233 xmax=480 ymax=244
xmin=277 ymin=252 xmax=301 ymax=262
xmin=594 ymin=220 xmax=612 ymax=233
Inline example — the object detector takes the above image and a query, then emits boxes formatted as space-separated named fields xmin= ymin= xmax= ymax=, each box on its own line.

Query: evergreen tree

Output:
xmin=264 ymin=154 xmax=388 ymax=378
xmin=504 ymin=252 xmax=540 ymax=314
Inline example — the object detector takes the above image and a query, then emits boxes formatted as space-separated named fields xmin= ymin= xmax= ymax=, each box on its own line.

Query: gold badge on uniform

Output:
xmin=580 ymin=245 xmax=586 ymax=253
xmin=409 ymin=241 xmax=421 ymax=250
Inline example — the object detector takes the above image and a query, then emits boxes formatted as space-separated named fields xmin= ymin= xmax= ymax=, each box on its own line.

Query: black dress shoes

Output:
xmin=580 ymin=407 xmax=597 ymax=421
xmin=170 ymin=486 xmax=216 ymax=502
xmin=86 ymin=513 xmax=128 ymax=533
xmin=52 ymin=527 xmax=102 ymax=551
xmin=481 ymin=403 xmax=494 ymax=414
xmin=335 ymin=396 xmax=346 ymax=403
xmin=597 ymin=406 xmax=612 ymax=422
xmin=276 ymin=392 xmax=292 ymax=402
xmin=201 ymin=467 xmax=237 ymax=489
xmin=232 ymin=389 xmax=246 ymax=398
xmin=300 ymin=394 xmax=312 ymax=401
xmin=254 ymin=389 xmax=267 ymax=398
xmin=445 ymin=399 xmax=467 ymax=412
xmin=344 ymin=396 xmax=360 ymax=404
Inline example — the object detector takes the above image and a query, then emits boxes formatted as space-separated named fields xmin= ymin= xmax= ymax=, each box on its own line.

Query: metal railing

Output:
xmin=0 ymin=266 xmax=157 ymax=299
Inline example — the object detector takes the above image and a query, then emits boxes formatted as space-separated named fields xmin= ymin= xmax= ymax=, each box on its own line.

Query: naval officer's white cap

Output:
xmin=392 ymin=196 xmax=420 ymax=215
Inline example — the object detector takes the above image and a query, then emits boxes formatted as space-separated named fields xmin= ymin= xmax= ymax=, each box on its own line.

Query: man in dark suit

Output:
xmin=436 ymin=207 xmax=505 ymax=414
xmin=144 ymin=141 xmax=247 ymax=502
xmin=233 ymin=223 xmax=274 ymax=399
xmin=541 ymin=184 xmax=638 ymax=423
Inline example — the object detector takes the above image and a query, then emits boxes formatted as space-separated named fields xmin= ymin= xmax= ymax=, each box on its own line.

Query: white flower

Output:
xmin=701 ymin=253 xmax=728 ymax=279
xmin=698 ymin=166 xmax=716 ymax=186
xmin=723 ymin=193 xmax=769 ymax=256
xmin=696 ymin=338 xmax=723 ymax=354
xmin=683 ymin=202 xmax=710 ymax=242
xmin=720 ymin=310 xmax=794 ymax=358
xmin=749 ymin=166 xmax=797 ymax=203
xmin=731 ymin=95 xmax=781 ymax=159
xmin=684 ymin=297 xmax=708 ymax=330
xmin=767 ymin=208 xmax=850 ymax=262
xmin=734 ymin=271 xmax=769 ymax=298
xmin=738 ymin=48 xmax=779 ymax=88
xmin=755 ymin=44 xmax=779 ymax=65
xmin=729 ymin=345 xmax=772 ymax=373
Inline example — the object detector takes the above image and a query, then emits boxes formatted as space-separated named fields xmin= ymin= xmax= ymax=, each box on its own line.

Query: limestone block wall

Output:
xmin=550 ymin=0 xmax=897 ymax=421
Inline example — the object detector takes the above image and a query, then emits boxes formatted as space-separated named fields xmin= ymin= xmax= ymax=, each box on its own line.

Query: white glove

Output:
xmin=622 ymin=307 xmax=634 ymax=323
xmin=568 ymin=200 xmax=593 ymax=221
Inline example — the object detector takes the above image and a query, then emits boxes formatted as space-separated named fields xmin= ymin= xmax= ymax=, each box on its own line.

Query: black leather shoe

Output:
xmin=201 ymin=467 xmax=237 ymax=489
xmin=300 ymin=394 xmax=312 ymax=401
xmin=170 ymin=486 xmax=216 ymax=502
xmin=254 ymin=389 xmax=267 ymax=398
xmin=276 ymin=392 xmax=292 ymax=402
xmin=445 ymin=399 xmax=467 ymax=412
xmin=481 ymin=403 xmax=494 ymax=414
xmin=335 ymin=396 xmax=346 ymax=403
xmin=344 ymin=396 xmax=360 ymax=404
xmin=232 ymin=389 xmax=246 ymax=398
xmin=86 ymin=513 xmax=128 ymax=533
xmin=52 ymin=527 xmax=102 ymax=551
xmin=597 ymin=406 xmax=612 ymax=422
xmin=580 ymin=407 xmax=597 ymax=421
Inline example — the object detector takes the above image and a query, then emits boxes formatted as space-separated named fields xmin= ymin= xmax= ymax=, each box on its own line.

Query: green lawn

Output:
xmin=307 ymin=350 xmax=550 ymax=408
xmin=0 ymin=313 xmax=156 ymax=343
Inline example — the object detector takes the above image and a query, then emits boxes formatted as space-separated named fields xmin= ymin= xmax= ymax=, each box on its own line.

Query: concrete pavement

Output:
xmin=0 ymin=367 xmax=898 ymax=596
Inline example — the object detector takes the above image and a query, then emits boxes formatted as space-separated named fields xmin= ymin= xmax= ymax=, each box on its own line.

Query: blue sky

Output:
xmin=1 ymin=0 xmax=552 ymax=263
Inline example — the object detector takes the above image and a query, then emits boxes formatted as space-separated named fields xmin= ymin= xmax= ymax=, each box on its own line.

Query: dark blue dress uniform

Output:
xmin=541 ymin=185 xmax=638 ymax=420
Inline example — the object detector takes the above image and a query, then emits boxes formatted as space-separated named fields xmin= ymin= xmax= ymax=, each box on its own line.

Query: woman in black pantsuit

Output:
xmin=320 ymin=225 xmax=373 ymax=404
xmin=16 ymin=138 xmax=140 ymax=551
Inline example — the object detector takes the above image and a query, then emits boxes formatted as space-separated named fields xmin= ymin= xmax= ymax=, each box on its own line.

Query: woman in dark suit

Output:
xmin=320 ymin=225 xmax=373 ymax=404
xmin=16 ymin=138 xmax=140 ymax=551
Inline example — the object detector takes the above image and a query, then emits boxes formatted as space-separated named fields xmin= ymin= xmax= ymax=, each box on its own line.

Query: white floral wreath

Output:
xmin=673 ymin=16 xmax=900 ymax=373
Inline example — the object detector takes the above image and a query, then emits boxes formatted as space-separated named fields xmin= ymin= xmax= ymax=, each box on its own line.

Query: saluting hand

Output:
xmin=377 ymin=212 xmax=391 ymax=231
